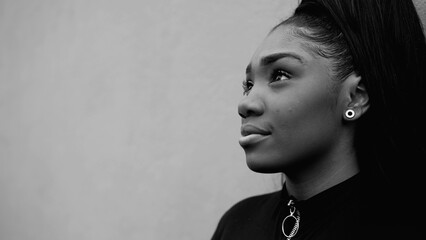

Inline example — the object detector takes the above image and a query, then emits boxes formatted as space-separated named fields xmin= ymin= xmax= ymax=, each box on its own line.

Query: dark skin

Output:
xmin=238 ymin=24 xmax=369 ymax=200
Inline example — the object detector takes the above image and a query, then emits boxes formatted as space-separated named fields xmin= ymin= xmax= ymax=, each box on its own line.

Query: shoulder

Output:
xmin=211 ymin=190 xmax=282 ymax=240
xmin=223 ymin=190 xmax=281 ymax=220
xmin=353 ymin=176 xmax=424 ymax=239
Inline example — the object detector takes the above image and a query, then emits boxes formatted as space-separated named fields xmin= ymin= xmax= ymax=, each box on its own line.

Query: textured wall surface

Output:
xmin=415 ymin=0 xmax=426 ymax=25
xmin=0 ymin=1 xmax=425 ymax=240
xmin=0 ymin=1 xmax=296 ymax=239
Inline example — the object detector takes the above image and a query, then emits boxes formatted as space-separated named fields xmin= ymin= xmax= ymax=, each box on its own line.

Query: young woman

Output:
xmin=212 ymin=0 xmax=426 ymax=239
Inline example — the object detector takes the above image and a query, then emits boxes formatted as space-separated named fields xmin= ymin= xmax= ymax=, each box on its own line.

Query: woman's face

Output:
xmin=238 ymin=24 xmax=345 ymax=173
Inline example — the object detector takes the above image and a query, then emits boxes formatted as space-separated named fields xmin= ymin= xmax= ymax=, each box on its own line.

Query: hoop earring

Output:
xmin=345 ymin=109 xmax=356 ymax=119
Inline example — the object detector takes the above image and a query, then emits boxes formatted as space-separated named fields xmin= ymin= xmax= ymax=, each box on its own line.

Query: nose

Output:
xmin=238 ymin=91 xmax=265 ymax=119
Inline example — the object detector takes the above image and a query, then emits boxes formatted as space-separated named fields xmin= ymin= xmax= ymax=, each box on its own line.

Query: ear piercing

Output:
xmin=345 ymin=109 xmax=356 ymax=119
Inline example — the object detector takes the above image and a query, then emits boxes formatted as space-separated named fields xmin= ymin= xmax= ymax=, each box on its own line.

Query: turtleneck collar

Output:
xmin=280 ymin=173 xmax=366 ymax=227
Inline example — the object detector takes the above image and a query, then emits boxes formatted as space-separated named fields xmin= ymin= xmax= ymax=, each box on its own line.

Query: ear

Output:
xmin=342 ymin=73 xmax=370 ymax=121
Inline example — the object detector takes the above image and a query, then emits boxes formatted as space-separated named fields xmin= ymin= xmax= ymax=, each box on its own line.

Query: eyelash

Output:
xmin=242 ymin=69 xmax=291 ymax=95
xmin=242 ymin=79 xmax=253 ymax=95
xmin=270 ymin=69 xmax=291 ymax=83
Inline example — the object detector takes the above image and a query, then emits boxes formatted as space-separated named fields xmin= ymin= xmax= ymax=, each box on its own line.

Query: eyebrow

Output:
xmin=245 ymin=52 xmax=305 ymax=74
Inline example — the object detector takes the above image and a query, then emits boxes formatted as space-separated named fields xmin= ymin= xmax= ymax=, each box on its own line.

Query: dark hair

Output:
xmin=278 ymin=0 xmax=426 ymax=197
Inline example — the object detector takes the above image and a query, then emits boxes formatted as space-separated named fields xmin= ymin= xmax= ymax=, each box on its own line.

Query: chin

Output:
xmin=245 ymin=155 xmax=284 ymax=174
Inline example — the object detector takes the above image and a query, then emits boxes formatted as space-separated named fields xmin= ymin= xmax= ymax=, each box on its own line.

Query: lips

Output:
xmin=240 ymin=124 xmax=271 ymax=137
xmin=239 ymin=124 xmax=271 ymax=147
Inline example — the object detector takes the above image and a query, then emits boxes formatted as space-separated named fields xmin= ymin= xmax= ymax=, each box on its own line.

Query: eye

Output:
xmin=271 ymin=69 xmax=291 ymax=83
xmin=242 ymin=79 xmax=253 ymax=95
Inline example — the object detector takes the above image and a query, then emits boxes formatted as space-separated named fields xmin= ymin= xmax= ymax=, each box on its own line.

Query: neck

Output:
xmin=284 ymin=153 xmax=359 ymax=201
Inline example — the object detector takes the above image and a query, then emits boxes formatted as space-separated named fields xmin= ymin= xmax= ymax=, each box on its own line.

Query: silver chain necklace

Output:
xmin=281 ymin=199 xmax=300 ymax=240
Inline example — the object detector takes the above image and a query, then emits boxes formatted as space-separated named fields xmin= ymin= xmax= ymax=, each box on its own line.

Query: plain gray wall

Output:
xmin=0 ymin=0 xmax=425 ymax=239
xmin=0 ymin=0 xmax=298 ymax=239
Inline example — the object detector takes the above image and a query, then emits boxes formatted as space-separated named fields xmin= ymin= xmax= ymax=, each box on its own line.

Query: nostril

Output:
xmin=239 ymin=112 xmax=246 ymax=118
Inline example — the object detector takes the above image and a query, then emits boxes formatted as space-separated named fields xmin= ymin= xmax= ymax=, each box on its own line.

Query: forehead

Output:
xmin=250 ymin=24 xmax=315 ymax=65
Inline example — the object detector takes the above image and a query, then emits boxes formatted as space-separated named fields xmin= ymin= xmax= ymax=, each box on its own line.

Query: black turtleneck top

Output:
xmin=211 ymin=173 xmax=423 ymax=240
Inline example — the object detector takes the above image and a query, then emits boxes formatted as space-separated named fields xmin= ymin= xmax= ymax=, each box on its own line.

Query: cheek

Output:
xmin=271 ymin=91 xmax=338 ymax=148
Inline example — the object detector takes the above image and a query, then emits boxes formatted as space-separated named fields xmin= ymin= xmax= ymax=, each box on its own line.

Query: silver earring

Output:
xmin=345 ymin=109 xmax=356 ymax=119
